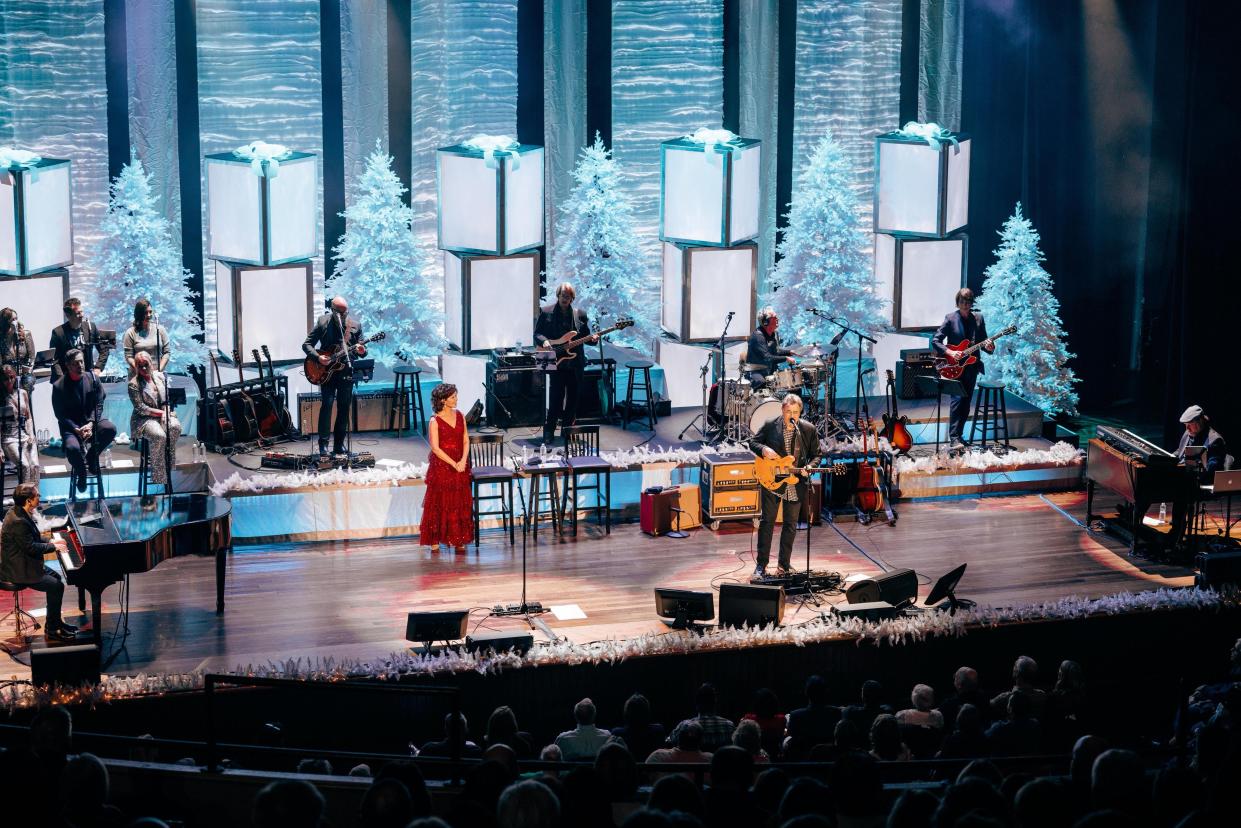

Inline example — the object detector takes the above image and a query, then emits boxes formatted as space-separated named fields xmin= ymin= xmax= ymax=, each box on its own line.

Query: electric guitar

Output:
xmin=231 ymin=348 xmax=261 ymax=442
xmin=935 ymin=324 xmax=1017 ymax=380
xmin=303 ymin=331 xmax=386 ymax=386
xmin=205 ymin=352 xmax=235 ymax=448
xmin=261 ymin=344 xmax=295 ymax=435
xmin=250 ymin=347 xmax=284 ymax=439
xmin=754 ymin=454 xmax=820 ymax=492
xmin=879 ymin=369 xmax=914 ymax=455
xmin=534 ymin=318 xmax=634 ymax=371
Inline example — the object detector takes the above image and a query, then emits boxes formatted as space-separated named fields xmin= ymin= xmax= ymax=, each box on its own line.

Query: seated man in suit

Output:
xmin=51 ymin=349 xmax=117 ymax=492
xmin=1 ymin=484 xmax=76 ymax=641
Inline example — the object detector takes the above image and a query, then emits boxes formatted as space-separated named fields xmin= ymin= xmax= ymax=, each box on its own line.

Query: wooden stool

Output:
xmin=393 ymin=365 xmax=427 ymax=437
xmin=969 ymin=379 xmax=1011 ymax=451
xmin=622 ymin=360 xmax=657 ymax=431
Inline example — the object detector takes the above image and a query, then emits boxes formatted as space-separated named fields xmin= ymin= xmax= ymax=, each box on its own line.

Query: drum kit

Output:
xmin=708 ymin=344 xmax=847 ymax=442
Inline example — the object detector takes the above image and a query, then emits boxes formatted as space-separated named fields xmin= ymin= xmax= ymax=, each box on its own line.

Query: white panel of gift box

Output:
xmin=205 ymin=151 xmax=319 ymax=266
xmin=874 ymin=233 xmax=967 ymax=332
xmin=0 ymin=158 xmax=74 ymax=276
xmin=656 ymin=336 xmax=748 ymax=409
xmin=661 ymin=241 xmax=757 ymax=343
xmin=444 ymin=251 xmax=540 ymax=353
xmin=214 ymin=260 xmax=315 ymax=362
xmin=660 ymin=137 xmax=760 ymax=247
xmin=874 ymin=132 xmax=970 ymax=238
xmin=436 ymin=143 xmax=545 ymax=256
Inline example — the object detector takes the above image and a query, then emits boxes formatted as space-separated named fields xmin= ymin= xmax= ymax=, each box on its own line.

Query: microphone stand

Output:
xmin=810 ymin=311 xmax=875 ymax=437
xmin=480 ymin=381 xmax=508 ymax=434
xmin=154 ymin=318 xmax=174 ymax=497
xmin=677 ymin=353 xmax=715 ymax=443
xmin=336 ymin=312 xmax=357 ymax=469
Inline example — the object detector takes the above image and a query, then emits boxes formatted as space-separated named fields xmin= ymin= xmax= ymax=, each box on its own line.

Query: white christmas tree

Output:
xmin=550 ymin=133 xmax=655 ymax=350
xmin=976 ymin=202 xmax=1079 ymax=416
xmin=91 ymin=154 xmax=207 ymax=373
xmin=767 ymin=130 xmax=888 ymax=346
xmin=331 ymin=142 xmax=439 ymax=365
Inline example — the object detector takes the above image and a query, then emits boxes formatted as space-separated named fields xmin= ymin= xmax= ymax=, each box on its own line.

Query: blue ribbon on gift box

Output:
xmin=895 ymin=122 xmax=960 ymax=153
xmin=0 ymin=147 xmax=44 ymax=184
xmin=463 ymin=134 xmax=522 ymax=171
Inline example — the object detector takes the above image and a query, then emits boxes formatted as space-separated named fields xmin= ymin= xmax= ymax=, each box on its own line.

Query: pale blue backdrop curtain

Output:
xmin=612 ymin=0 xmax=724 ymax=336
xmin=919 ymin=0 xmax=963 ymax=129
xmin=409 ymin=0 xmax=518 ymax=300
xmin=543 ymin=0 xmax=586 ymax=270
xmin=739 ymin=0 xmax=780 ymax=291
xmin=0 ymin=1 xmax=109 ymax=298
xmin=341 ymin=0 xmax=389 ymax=190
xmin=126 ymin=0 xmax=180 ymax=235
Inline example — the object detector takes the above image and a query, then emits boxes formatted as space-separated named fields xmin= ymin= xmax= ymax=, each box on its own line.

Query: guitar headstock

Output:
xmin=261 ymin=344 xmax=272 ymax=360
xmin=232 ymin=348 xmax=243 ymax=366
xmin=886 ymin=368 xmax=895 ymax=382
xmin=615 ymin=317 xmax=635 ymax=330
xmin=370 ymin=331 xmax=387 ymax=343
xmin=999 ymin=324 xmax=1017 ymax=336
xmin=251 ymin=348 xmax=261 ymax=366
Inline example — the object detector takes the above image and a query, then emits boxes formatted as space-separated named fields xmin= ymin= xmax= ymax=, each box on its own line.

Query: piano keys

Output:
xmin=55 ymin=494 xmax=232 ymax=647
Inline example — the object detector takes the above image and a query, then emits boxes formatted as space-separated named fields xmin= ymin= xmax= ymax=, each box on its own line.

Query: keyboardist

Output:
xmin=0 ymin=484 xmax=77 ymax=641
xmin=1176 ymin=405 xmax=1229 ymax=481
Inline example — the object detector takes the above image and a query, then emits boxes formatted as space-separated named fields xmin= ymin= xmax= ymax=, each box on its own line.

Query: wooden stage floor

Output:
xmin=0 ymin=489 xmax=1202 ymax=684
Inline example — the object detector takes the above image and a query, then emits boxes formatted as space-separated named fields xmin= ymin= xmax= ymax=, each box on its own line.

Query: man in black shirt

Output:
xmin=302 ymin=296 xmax=367 ymax=456
xmin=533 ymin=283 xmax=595 ymax=444
xmin=1 ymin=484 xmax=76 ymax=640
xmin=51 ymin=349 xmax=116 ymax=492
xmin=748 ymin=394 xmax=821 ymax=576
xmin=49 ymin=297 xmax=110 ymax=382
xmin=745 ymin=307 xmax=796 ymax=388
xmin=931 ymin=288 xmax=994 ymax=449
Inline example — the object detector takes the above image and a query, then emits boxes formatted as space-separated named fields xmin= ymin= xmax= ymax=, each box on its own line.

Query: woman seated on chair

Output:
xmin=0 ymin=365 xmax=38 ymax=486
xmin=420 ymin=383 xmax=473 ymax=553
xmin=129 ymin=351 xmax=181 ymax=486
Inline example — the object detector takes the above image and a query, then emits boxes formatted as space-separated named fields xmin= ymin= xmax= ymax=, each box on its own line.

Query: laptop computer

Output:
xmin=1211 ymin=470 xmax=1241 ymax=494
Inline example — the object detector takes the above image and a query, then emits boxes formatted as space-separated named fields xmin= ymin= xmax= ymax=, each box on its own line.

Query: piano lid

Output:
xmin=66 ymin=494 xmax=232 ymax=546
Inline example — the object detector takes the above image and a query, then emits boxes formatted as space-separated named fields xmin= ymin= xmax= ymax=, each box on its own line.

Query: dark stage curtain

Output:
xmin=962 ymin=0 xmax=1241 ymax=447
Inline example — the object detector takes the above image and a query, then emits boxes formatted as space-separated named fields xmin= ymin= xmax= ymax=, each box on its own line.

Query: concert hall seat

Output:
xmin=469 ymin=432 xmax=516 ymax=547
xmin=560 ymin=425 xmax=612 ymax=536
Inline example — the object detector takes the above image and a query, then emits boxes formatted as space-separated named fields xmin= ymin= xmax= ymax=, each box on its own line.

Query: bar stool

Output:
xmin=560 ymin=425 xmax=612 ymax=535
xmin=136 ymin=437 xmax=168 ymax=497
xmin=623 ymin=360 xmax=657 ymax=431
xmin=0 ymin=581 xmax=39 ymax=653
xmin=522 ymin=458 xmax=567 ymax=539
xmin=392 ymin=364 xmax=427 ymax=437
xmin=969 ymin=379 xmax=1011 ymax=451
xmin=469 ymin=433 xmax=516 ymax=547
xmin=69 ymin=464 xmax=105 ymax=503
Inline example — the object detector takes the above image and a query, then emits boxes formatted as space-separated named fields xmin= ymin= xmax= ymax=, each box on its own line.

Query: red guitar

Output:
xmin=879 ymin=369 xmax=913 ymax=455
xmin=935 ymin=324 xmax=1017 ymax=380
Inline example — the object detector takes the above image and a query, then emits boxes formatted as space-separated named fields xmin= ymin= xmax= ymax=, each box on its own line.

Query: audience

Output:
xmin=553 ymin=697 xmax=612 ymax=761
xmin=896 ymin=683 xmax=945 ymax=758
xmin=937 ymin=703 xmax=988 ymax=760
xmin=869 ymin=714 xmax=912 ymax=762
xmin=497 ymin=779 xmax=559 ymax=828
xmin=668 ymin=683 xmax=735 ymax=753
xmin=991 ymin=656 xmax=1048 ymax=721
xmin=729 ymin=719 xmax=769 ymax=764
xmin=420 ymin=712 xmax=483 ymax=759
xmin=939 ymin=666 xmax=991 ymax=730
xmin=612 ymin=693 xmax=668 ymax=763
xmin=985 ymin=690 xmax=1042 ymax=757
xmin=784 ymin=675 xmax=841 ymax=760
xmin=485 ymin=706 xmax=535 ymax=759
xmin=844 ymin=679 xmax=895 ymax=735
xmin=741 ymin=687 xmax=787 ymax=760
xmin=647 ymin=721 xmax=713 ymax=777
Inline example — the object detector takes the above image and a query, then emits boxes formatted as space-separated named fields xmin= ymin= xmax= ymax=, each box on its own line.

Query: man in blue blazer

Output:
xmin=931 ymin=288 xmax=994 ymax=449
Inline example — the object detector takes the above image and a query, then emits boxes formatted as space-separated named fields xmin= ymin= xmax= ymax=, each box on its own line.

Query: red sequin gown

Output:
xmin=420 ymin=410 xmax=474 ymax=547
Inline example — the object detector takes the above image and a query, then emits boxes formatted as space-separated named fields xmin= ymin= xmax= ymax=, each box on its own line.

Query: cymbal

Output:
xmin=791 ymin=343 xmax=837 ymax=359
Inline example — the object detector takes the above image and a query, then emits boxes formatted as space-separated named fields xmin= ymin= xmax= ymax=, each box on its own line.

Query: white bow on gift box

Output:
xmin=684 ymin=127 xmax=742 ymax=158
xmin=233 ymin=140 xmax=293 ymax=178
xmin=895 ymin=122 xmax=960 ymax=153
xmin=463 ymin=134 xmax=522 ymax=171
xmin=0 ymin=147 xmax=44 ymax=184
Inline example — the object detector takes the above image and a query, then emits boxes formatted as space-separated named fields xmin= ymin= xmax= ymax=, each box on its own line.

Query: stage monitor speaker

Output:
xmin=831 ymin=601 xmax=900 ymax=621
xmin=845 ymin=568 xmax=918 ymax=608
xmin=31 ymin=644 xmax=100 ymax=688
xmin=405 ymin=610 xmax=469 ymax=644
xmin=466 ymin=630 xmax=534 ymax=655
xmin=298 ymin=391 xmax=399 ymax=433
xmin=1196 ymin=546 xmax=1241 ymax=589
xmin=718 ymin=582 xmax=786 ymax=628
xmin=486 ymin=363 xmax=545 ymax=428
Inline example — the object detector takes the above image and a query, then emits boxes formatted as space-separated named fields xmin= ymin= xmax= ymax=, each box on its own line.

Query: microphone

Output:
xmin=861 ymin=367 xmax=875 ymax=376
xmin=805 ymin=307 xmax=818 ymax=313
xmin=726 ymin=311 xmax=735 ymax=319
xmin=829 ymin=328 xmax=847 ymax=346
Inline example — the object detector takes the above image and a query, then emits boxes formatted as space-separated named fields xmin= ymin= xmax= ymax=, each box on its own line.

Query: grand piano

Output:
xmin=1086 ymin=426 xmax=1195 ymax=554
xmin=54 ymin=494 xmax=232 ymax=647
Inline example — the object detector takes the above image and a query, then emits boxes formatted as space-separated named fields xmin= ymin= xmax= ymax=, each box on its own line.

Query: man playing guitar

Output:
xmin=748 ymin=394 xmax=821 ymax=577
xmin=302 ymin=296 xmax=367 ymax=457
xmin=932 ymin=288 xmax=995 ymax=451
xmin=534 ymin=283 xmax=596 ymax=445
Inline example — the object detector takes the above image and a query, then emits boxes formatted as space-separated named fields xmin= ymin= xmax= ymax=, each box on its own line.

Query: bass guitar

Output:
xmin=879 ymin=369 xmax=913 ymax=455
xmin=303 ymin=331 xmax=386 ymax=386
xmin=935 ymin=324 xmax=1017 ymax=380
xmin=534 ymin=318 xmax=634 ymax=371
xmin=250 ymin=347 xmax=285 ymax=439
xmin=754 ymin=454 xmax=819 ymax=492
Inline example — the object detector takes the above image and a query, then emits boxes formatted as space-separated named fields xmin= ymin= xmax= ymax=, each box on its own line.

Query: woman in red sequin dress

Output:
xmin=421 ymin=383 xmax=473 ymax=551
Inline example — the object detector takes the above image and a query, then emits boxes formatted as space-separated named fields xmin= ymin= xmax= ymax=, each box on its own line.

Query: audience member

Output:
xmin=252 ymin=779 xmax=325 ymax=828
xmin=596 ymin=741 xmax=640 ymax=803
xmin=1012 ymin=777 xmax=1075 ymax=828
xmin=373 ymin=760 xmax=432 ymax=817
xmin=349 ymin=764 xmax=372 ymax=777
xmin=668 ymin=683 xmax=735 ymax=753
xmin=407 ymin=820 xmax=452 ymax=828
xmin=558 ymin=767 xmax=613 ymax=828
xmin=611 ymin=693 xmax=667 ymax=763
xmin=60 ymin=752 xmax=124 ymax=828
xmin=496 ymin=779 xmax=559 ymax=828
xmin=832 ymin=752 xmax=885 ymax=828
xmin=741 ymin=687 xmax=787 ymax=760
xmin=451 ymin=760 xmax=513 ymax=827
xmin=896 ymin=684 xmax=945 ymax=758
xmin=869 ymin=714 xmax=912 ymax=762
xmin=1045 ymin=659 xmax=1089 ymax=751
xmin=752 ymin=766 xmax=790 ymax=817
xmin=647 ymin=773 xmax=706 ymax=819
xmin=1069 ymin=735 xmax=1109 ymax=813
xmin=887 ymin=789 xmax=938 ymax=828
xmin=931 ymin=777 xmax=1010 ymax=828
xmin=357 ymin=778 xmax=414 ymax=828
xmin=1 ymin=705 xmax=72 ymax=822
xmin=420 ymin=712 xmax=483 ymax=759
xmin=485 ymin=706 xmax=535 ymax=759
xmin=730 ymin=719 xmax=769 ymax=763
xmin=647 ymin=721 xmax=712 ymax=778
xmin=937 ymin=704 xmax=988 ymax=760
xmin=1151 ymin=767 xmax=1201 ymax=828
xmin=956 ymin=759 xmax=1004 ymax=790
xmin=776 ymin=778 xmax=834 ymax=826
xmin=484 ymin=743 xmax=520 ymax=779
xmin=1090 ymin=748 xmax=1147 ymax=819
xmin=939 ymin=666 xmax=991 ymax=731
xmin=844 ymin=679 xmax=894 ymax=735
xmin=785 ymin=675 xmax=842 ymax=759
xmin=702 ymin=746 xmax=764 ymax=828
xmin=1000 ymin=771 xmax=1035 ymax=805
xmin=554 ymin=697 xmax=612 ymax=761
xmin=991 ymin=656 xmax=1048 ymax=720
xmin=296 ymin=758 xmax=332 ymax=776
xmin=985 ymin=690 xmax=1041 ymax=756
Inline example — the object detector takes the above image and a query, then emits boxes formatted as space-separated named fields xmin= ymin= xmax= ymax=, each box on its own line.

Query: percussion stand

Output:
xmin=677 ymin=352 xmax=715 ymax=443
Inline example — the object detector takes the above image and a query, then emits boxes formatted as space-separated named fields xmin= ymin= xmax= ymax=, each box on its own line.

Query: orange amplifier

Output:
xmin=700 ymin=451 xmax=761 ymax=528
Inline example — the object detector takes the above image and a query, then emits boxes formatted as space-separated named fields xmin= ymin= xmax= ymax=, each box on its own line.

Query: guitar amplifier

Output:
xmin=898 ymin=348 xmax=937 ymax=399
xmin=640 ymin=488 xmax=678 ymax=536
xmin=486 ymin=362 xmax=546 ymax=428
xmin=701 ymin=452 xmax=758 ymax=488
xmin=298 ymin=391 xmax=399 ymax=433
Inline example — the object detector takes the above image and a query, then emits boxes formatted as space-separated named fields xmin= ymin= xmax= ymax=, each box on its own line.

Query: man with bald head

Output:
xmin=303 ymin=296 xmax=367 ymax=456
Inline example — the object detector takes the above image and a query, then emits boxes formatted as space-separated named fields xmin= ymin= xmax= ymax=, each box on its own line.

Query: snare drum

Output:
xmin=798 ymin=359 xmax=827 ymax=387
xmin=745 ymin=395 xmax=784 ymax=433
xmin=772 ymin=368 xmax=800 ymax=392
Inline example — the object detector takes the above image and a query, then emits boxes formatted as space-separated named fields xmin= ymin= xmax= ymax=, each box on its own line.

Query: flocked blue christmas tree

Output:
xmin=768 ymin=130 xmax=888 ymax=345
xmin=550 ymin=134 xmax=655 ymax=350
xmin=975 ymin=203 xmax=1079 ymax=416
xmin=91 ymin=154 xmax=207 ymax=373
xmin=331 ymin=142 xmax=439 ymax=366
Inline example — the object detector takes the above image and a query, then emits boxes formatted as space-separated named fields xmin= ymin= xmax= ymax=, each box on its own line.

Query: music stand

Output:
xmin=924 ymin=563 xmax=974 ymax=614
xmin=914 ymin=374 xmax=967 ymax=458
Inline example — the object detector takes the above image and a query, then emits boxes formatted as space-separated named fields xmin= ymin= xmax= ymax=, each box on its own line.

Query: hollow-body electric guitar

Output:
xmin=935 ymin=324 xmax=1017 ymax=380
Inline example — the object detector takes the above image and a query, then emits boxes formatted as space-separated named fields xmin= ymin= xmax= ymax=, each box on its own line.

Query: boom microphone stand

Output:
xmin=335 ymin=311 xmax=357 ymax=469
xmin=809 ymin=311 xmax=875 ymax=435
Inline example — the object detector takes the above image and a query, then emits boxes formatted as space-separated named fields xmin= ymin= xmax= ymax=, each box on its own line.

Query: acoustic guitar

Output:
xmin=230 ymin=348 xmax=261 ymax=442
xmin=855 ymin=419 xmax=885 ymax=515
xmin=250 ymin=347 xmax=284 ymax=439
xmin=303 ymin=331 xmax=386 ymax=386
xmin=205 ymin=353 xmax=235 ymax=448
xmin=879 ymin=369 xmax=914 ymax=455
xmin=261 ymin=344 xmax=295 ymax=435
xmin=935 ymin=324 xmax=1017 ymax=380
xmin=754 ymin=454 xmax=820 ymax=492
xmin=534 ymin=318 xmax=634 ymax=371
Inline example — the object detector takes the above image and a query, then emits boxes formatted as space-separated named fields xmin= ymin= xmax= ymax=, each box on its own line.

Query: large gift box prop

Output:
xmin=0 ymin=269 xmax=69 ymax=343
xmin=656 ymin=336 xmax=747 ymax=409
xmin=214 ymin=260 xmax=315 ymax=363
xmin=874 ymin=232 xmax=967 ymax=332
xmin=0 ymin=153 xmax=73 ymax=276
xmin=661 ymin=241 xmax=756 ymax=343
xmin=660 ymin=130 xmax=760 ymax=247
xmin=874 ymin=125 xmax=970 ymax=238
xmin=436 ymin=137 xmax=544 ymax=256
xmin=444 ymin=251 xmax=540 ymax=353
xmin=206 ymin=143 xmax=319 ymax=266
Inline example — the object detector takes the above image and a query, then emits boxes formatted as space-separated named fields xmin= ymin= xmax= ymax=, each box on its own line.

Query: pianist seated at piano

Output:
xmin=51 ymin=348 xmax=117 ymax=493
xmin=0 ymin=484 xmax=77 ymax=641
xmin=1176 ymin=405 xmax=1230 ymax=481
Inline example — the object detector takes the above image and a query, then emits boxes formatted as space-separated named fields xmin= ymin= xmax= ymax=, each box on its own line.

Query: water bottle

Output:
xmin=1158 ymin=502 xmax=1167 ymax=524
xmin=103 ymin=448 xmax=113 ymax=469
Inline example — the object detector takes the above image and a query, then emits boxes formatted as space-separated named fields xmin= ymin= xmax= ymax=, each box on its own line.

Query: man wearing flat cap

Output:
xmin=1176 ymin=405 xmax=1229 ymax=482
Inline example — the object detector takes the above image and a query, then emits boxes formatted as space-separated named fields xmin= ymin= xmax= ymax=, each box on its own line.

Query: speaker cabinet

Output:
xmin=31 ymin=644 xmax=100 ymax=688
xmin=845 ymin=567 xmax=918 ymax=608
xmin=405 ymin=610 xmax=469 ymax=643
xmin=486 ymin=363 xmax=546 ymax=428
xmin=831 ymin=600 xmax=900 ymax=621
xmin=466 ymin=630 xmax=534 ymax=655
xmin=298 ymin=391 xmax=399 ymax=433
xmin=718 ymin=582 xmax=786 ymax=628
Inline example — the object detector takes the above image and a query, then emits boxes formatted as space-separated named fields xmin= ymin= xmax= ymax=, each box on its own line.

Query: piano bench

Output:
xmin=0 ymin=581 xmax=40 ymax=643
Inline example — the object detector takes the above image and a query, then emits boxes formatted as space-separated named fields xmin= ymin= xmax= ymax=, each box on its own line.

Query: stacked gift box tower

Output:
xmin=205 ymin=146 xmax=319 ymax=364
xmin=870 ymin=127 xmax=972 ymax=382
xmin=655 ymin=133 xmax=761 ymax=408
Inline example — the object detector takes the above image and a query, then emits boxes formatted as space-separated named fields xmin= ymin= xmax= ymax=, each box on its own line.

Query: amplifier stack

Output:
xmin=699 ymin=451 xmax=761 ymax=529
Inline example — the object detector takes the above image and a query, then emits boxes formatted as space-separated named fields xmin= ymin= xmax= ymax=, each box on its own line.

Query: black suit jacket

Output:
xmin=303 ymin=313 xmax=365 ymax=377
xmin=534 ymin=304 xmax=590 ymax=370
xmin=746 ymin=327 xmax=792 ymax=373
xmin=50 ymin=321 xmax=109 ymax=382
xmin=931 ymin=311 xmax=989 ymax=374
xmin=785 ymin=703 xmax=842 ymax=752
xmin=748 ymin=416 xmax=822 ymax=498
xmin=51 ymin=371 xmax=106 ymax=437
xmin=0 ymin=506 xmax=55 ymax=585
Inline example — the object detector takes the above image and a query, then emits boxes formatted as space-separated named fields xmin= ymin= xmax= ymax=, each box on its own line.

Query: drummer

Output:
xmin=744 ymin=308 xmax=796 ymax=389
